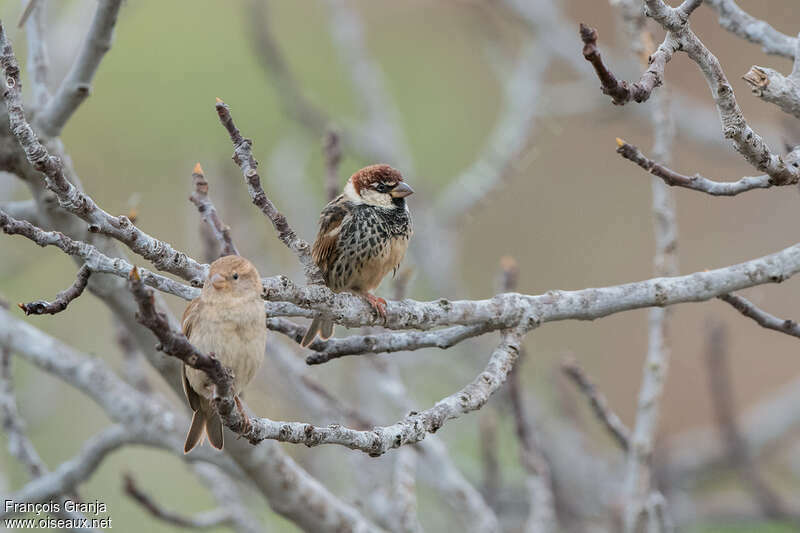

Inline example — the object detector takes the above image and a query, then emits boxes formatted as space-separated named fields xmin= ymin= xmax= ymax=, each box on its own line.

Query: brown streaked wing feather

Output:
xmin=312 ymin=196 xmax=350 ymax=278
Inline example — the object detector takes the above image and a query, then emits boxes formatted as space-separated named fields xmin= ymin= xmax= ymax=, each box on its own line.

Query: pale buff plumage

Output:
xmin=182 ymin=255 xmax=267 ymax=453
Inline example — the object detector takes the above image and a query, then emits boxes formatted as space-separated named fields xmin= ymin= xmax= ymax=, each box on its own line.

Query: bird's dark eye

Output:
xmin=232 ymin=272 xmax=239 ymax=280
xmin=375 ymin=183 xmax=389 ymax=193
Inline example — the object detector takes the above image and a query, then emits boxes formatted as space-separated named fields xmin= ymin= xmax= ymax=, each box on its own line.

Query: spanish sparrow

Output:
xmin=182 ymin=255 xmax=267 ymax=452
xmin=301 ymin=164 xmax=414 ymax=346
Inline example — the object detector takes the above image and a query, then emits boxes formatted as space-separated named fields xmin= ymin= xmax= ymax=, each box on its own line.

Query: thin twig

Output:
xmin=579 ymin=23 xmax=676 ymax=105
xmin=18 ymin=264 xmax=91 ymax=315
xmin=616 ymin=139 xmax=788 ymax=196
xmin=124 ymin=474 xmax=233 ymax=529
xmin=189 ymin=162 xmax=238 ymax=257
xmin=719 ymin=293 xmax=800 ymax=339
xmin=323 ymin=129 xmax=342 ymax=202
xmin=561 ymin=358 xmax=631 ymax=451
xmin=215 ymin=97 xmax=322 ymax=284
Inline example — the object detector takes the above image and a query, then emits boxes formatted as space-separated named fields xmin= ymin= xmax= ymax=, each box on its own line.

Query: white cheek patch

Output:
xmin=359 ymin=188 xmax=394 ymax=207
xmin=343 ymin=181 xmax=362 ymax=203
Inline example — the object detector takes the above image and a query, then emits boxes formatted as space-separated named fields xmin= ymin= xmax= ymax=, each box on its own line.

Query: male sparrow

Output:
xmin=301 ymin=164 xmax=413 ymax=346
xmin=182 ymin=255 xmax=267 ymax=453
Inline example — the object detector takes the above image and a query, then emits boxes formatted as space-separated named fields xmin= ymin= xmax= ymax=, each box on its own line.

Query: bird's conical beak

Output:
xmin=390 ymin=182 xmax=414 ymax=198
xmin=210 ymin=273 xmax=226 ymax=290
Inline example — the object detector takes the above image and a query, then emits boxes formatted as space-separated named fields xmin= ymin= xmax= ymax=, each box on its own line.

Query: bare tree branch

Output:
xmin=34 ymin=0 xmax=123 ymax=137
xmin=189 ymin=162 xmax=238 ymax=257
xmin=705 ymin=0 xmax=797 ymax=59
xmin=123 ymin=474 xmax=233 ymax=530
xmin=323 ymin=129 xmax=342 ymax=202
xmin=579 ymin=24 xmax=677 ymax=105
xmin=18 ymin=263 xmax=90 ymax=315
xmin=616 ymin=139 xmax=788 ymax=196
xmin=509 ymin=347 xmax=556 ymax=533
xmin=1 ymin=347 xmax=45 ymax=478
xmin=435 ymin=37 xmax=547 ymax=220
xmin=3 ymin=425 xmax=133 ymax=512
xmin=718 ymin=293 xmax=800 ymax=339
xmin=0 ymin=199 xmax=39 ymax=223
xmin=322 ymin=0 xmax=414 ymax=169
xmin=190 ymin=463 xmax=262 ymax=533
xmin=743 ymin=59 xmax=800 ymax=120
xmin=23 ymin=0 xmax=50 ymax=109
xmin=113 ymin=317 xmax=152 ymax=393
xmin=0 ymin=28 xmax=208 ymax=284
xmin=561 ymin=358 xmax=631 ymax=451
xmin=303 ymin=323 xmax=493 ymax=364
xmin=704 ymin=323 xmax=793 ymax=521
xmin=0 ymin=209 xmax=198 ymax=300
xmin=215 ymin=97 xmax=322 ymax=284
xmin=132 ymin=269 xmax=533 ymax=455
xmin=391 ymin=447 xmax=423 ymax=533
xmin=581 ymin=14 xmax=800 ymax=186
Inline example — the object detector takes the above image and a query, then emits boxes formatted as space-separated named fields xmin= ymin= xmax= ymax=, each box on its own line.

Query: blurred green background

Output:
xmin=1 ymin=0 xmax=800 ymax=531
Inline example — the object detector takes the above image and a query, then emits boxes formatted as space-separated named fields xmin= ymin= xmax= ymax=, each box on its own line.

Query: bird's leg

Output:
xmin=364 ymin=293 xmax=387 ymax=322
xmin=234 ymin=396 xmax=252 ymax=437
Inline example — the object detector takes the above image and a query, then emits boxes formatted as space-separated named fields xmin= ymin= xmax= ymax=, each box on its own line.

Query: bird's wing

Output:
xmin=312 ymin=195 xmax=351 ymax=279
xmin=182 ymin=365 xmax=203 ymax=412
xmin=181 ymin=298 xmax=203 ymax=411
xmin=181 ymin=298 xmax=202 ymax=337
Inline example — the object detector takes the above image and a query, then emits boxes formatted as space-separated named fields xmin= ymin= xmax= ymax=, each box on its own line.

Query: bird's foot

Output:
xmin=365 ymin=293 xmax=387 ymax=323
xmin=235 ymin=396 xmax=252 ymax=438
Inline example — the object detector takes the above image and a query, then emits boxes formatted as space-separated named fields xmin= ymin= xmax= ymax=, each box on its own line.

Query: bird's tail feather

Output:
xmin=301 ymin=316 xmax=334 ymax=347
xmin=184 ymin=410 xmax=206 ymax=453
xmin=184 ymin=402 xmax=224 ymax=453
xmin=205 ymin=409 xmax=224 ymax=450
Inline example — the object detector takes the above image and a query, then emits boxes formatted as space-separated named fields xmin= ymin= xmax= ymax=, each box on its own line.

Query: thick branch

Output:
xmin=18 ymin=264 xmax=90 ymax=315
xmin=743 ymin=65 xmax=800 ymax=120
xmin=259 ymin=238 xmax=800 ymax=332
xmin=214 ymin=98 xmax=322 ymax=284
xmin=189 ymin=163 xmax=238 ymax=257
xmin=34 ymin=0 xmax=123 ymax=137
xmin=718 ymin=293 xmax=800 ymax=339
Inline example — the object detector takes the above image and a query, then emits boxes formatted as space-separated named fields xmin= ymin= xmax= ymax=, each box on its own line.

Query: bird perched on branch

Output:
xmin=302 ymin=164 xmax=414 ymax=346
xmin=182 ymin=255 xmax=267 ymax=452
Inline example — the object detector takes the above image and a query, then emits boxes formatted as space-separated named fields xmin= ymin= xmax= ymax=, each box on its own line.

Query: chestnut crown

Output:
xmin=345 ymin=164 xmax=414 ymax=207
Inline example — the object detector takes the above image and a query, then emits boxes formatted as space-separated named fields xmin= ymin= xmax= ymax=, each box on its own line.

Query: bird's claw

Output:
xmin=365 ymin=293 xmax=387 ymax=323
xmin=235 ymin=396 xmax=252 ymax=438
